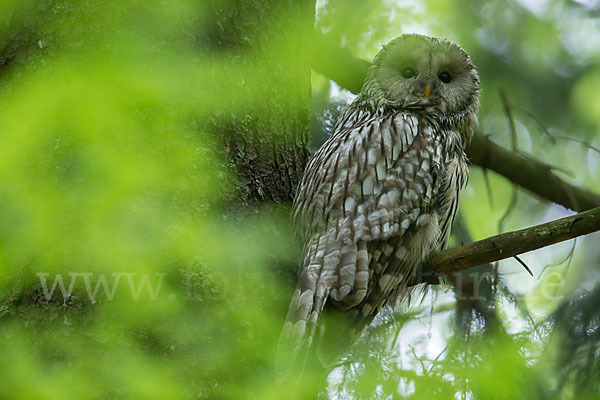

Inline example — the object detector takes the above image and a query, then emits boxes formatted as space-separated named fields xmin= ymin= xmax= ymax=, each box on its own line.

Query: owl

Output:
xmin=278 ymin=34 xmax=480 ymax=378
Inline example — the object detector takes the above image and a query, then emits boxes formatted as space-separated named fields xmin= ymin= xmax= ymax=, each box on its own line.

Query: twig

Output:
xmin=554 ymin=136 xmax=600 ymax=156
xmin=513 ymin=255 xmax=533 ymax=277
xmin=538 ymin=238 xmax=577 ymax=280
xmin=499 ymin=88 xmax=518 ymax=150
xmin=513 ymin=106 xmax=600 ymax=155
xmin=497 ymin=89 xmax=519 ymax=231
xmin=482 ymin=167 xmax=494 ymax=207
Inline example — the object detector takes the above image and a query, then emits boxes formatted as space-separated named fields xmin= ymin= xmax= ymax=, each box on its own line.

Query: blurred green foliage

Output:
xmin=0 ymin=1 xmax=302 ymax=398
xmin=0 ymin=0 xmax=599 ymax=399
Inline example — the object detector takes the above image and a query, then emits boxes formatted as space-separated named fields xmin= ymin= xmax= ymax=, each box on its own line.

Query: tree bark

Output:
xmin=206 ymin=0 xmax=314 ymax=206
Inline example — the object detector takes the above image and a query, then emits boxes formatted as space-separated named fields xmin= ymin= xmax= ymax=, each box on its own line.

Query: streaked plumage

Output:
xmin=278 ymin=34 xmax=480 ymax=378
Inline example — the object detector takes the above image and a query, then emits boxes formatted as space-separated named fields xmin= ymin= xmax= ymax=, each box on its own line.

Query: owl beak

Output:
xmin=424 ymin=84 xmax=431 ymax=99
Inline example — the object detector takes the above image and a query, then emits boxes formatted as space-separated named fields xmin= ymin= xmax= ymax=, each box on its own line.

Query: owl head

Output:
xmin=362 ymin=34 xmax=480 ymax=142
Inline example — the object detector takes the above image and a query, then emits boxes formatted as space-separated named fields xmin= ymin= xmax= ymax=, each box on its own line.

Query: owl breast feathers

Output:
xmin=278 ymin=34 xmax=479 ymax=378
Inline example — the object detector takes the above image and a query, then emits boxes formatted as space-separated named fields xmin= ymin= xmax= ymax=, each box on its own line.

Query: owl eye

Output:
xmin=439 ymin=71 xmax=452 ymax=83
xmin=401 ymin=67 xmax=417 ymax=79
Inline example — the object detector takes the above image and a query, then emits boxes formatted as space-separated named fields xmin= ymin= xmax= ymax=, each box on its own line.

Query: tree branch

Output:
xmin=312 ymin=34 xmax=370 ymax=94
xmin=421 ymin=206 xmax=600 ymax=275
xmin=466 ymin=134 xmax=600 ymax=212
xmin=312 ymin=35 xmax=600 ymax=212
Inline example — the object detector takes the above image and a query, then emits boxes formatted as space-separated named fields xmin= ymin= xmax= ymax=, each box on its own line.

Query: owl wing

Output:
xmin=336 ymin=129 xmax=467 ymax=352
xmin=277 ymin=109 xmax=445 ymax=378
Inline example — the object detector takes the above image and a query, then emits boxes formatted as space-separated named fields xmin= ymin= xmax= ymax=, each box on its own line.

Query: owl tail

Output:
xmin=276 ymin=270 xmax=329 ymax=383
xmin=276 ymin=230 xmax=339 ymax=383
xmin=276 ymin=228 xmax=368 ymax=383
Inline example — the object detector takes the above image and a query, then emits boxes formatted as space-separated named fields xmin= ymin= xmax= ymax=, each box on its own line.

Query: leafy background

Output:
xmin=0 ymin=0 xmax=599 ymax=399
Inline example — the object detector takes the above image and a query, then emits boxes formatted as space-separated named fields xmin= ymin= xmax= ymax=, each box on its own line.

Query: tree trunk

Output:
xmin=207 ymin=1 xmax=329 ymax=396
xmin=205 ymin=0 xmax=315 ymax=206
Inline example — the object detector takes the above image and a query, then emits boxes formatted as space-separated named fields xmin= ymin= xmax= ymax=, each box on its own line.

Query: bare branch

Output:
xmin=466 ymin=134 xmax=600 ymax=212
xmin=422 ymin=207 xmax=600 ymax=275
